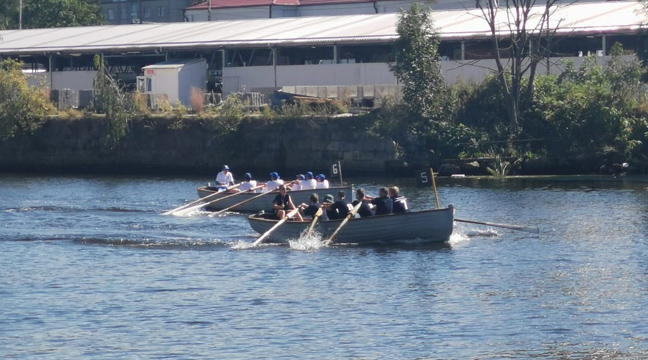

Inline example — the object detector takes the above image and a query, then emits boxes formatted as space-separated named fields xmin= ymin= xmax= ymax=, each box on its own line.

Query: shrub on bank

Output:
xmin=0 ymin=59 xmax=55 ymax=140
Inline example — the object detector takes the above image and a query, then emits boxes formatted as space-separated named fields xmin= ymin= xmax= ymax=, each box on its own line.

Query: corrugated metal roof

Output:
xmin=0 ymin=1 xmax=644 ymax=55
xmin=142 ymin=59 xmax=205 ymax=69
xmin=187 ymin=0 xmax=299 ymax=11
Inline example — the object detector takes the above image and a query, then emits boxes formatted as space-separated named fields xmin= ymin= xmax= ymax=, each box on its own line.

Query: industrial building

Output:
xmin=0 ymin=1 xmax=645 ymax=106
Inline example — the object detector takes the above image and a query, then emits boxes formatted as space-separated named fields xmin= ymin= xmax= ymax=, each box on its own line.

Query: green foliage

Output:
xmin=217 ymin=92 xmax=247 ymax=120
xmin=526 ymin=44 xmax=645 ymax=157
xmin=0 ymin=0 xmax=19 ymax=29
xmin=0 ymin=59 xmax=55 ymax=140
xmin=93 ymin=55 xmax=133 ymax=145
xmin=391 ymin=3 xmax=451 ymax=133
xmin=23 ymin=0 xmax=104 ymax=28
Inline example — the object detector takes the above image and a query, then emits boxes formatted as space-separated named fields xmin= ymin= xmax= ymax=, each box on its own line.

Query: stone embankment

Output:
xmin=0 ymin=115 xmax=397 ymax=175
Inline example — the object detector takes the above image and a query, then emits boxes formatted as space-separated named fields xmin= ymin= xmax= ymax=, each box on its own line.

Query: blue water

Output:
xmin=1 ymin=174 xmax=647 ymax=359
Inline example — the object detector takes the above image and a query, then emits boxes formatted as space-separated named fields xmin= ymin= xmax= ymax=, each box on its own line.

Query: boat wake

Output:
xmin=465 ymin=228 xmax=499 ymax=237
xmin=75 ymin=237 xmax=229 ymax=249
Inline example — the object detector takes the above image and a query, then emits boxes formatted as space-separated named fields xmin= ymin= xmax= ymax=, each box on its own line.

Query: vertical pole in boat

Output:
xmin=431 ymin=168 xmax=440 ymax=209
xmin=338 ymin=161 xmax=343 ymax=186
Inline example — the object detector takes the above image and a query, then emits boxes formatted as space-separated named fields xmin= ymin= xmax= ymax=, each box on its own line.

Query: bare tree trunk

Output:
xmin=476 ymin=0 xmax=560 ymax=136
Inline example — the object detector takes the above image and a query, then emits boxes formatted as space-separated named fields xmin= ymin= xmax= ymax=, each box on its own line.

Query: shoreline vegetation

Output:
xmin=3 ymin=4 xmax=648 ymax=177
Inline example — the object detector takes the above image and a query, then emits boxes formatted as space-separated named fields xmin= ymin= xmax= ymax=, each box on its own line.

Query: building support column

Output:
xmin=273 ymin=47 xmax=278 ymax=88
xmin=461 ymin=41 xmax=465 ymax=61
xmin=602 ymin=34 xmax=607 ymax=56
xmin=48 ymin=54 xmax=53 ymax=90
xmin=333 ymin=45 xmax=338 ymax=64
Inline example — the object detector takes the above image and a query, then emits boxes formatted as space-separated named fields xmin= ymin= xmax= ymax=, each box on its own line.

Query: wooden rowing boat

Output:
xmin=247 ymin=205 xmax=454 ymax=244
xmin=196 ymin=185 xmax=354 ymax=212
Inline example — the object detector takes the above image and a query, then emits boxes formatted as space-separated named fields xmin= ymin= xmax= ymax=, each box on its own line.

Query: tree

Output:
xmin=390 ymin=3 xmax=450 ymax=135
xmin=0 ymin=59 xmax=55 ymax=139
xmin=0 ymin=0 xmax=20 ymax=30
xmin=0 ymin=0 xmax=103 ymax=29
xmin=475 ymin=0 xmax=560 ymax=135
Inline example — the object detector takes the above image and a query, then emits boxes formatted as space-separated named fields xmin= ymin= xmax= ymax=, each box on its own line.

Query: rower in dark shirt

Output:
xmin=368 ymin=187 xmax=393 ymax=215
xmin=322 ymin=194 xmax=338 ymax=219
xmin=299 ymin=193 xmax=322 ymax=219
xmin=351 ymin=188 xmax=374 ymax=218
xmin=389 ymin=186 xmax=409 ymax=213
xmin=331 ymin=191 xmax=350 ymax=219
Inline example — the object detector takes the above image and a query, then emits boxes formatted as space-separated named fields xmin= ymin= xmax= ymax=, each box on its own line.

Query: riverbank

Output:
xmin=0 ymin=114 xmax=397 ymax=176
xmin=1 ymin=113 xmax=644 ymax=177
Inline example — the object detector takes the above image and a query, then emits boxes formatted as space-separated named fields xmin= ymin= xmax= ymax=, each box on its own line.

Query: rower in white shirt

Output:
xmin=263 ymin=172 xmax=284 ymax=193
xmin=239 ymin=173 xmax=259 ymax=192
xmin=290 ymin=174 xmax=305 ymax=191
xmin=316 ymin=174 xmax=330 ymax=189
xmin=215 ymin=165 xmax=235 ymax=187
xmin=300 ymin=171 xmax=317 ymax=190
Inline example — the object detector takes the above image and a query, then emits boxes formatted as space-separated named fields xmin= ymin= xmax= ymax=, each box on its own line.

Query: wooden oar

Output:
xmin=455 ymin=218 xmax=539 ymax=233
xmin=207 ymin=184 xmax=265 ymax=217
xmin=171 ymin=183 xmax=241 ymax=216
xmin=324 ymin=201 xmax=363 ymax=245
xmin=253 ymin=208 xmax=300 ymax=246
xmin=162 ymin=184 xmax=232 ymax=215
xmin=303 ymin=207 xmax=323 ymax=238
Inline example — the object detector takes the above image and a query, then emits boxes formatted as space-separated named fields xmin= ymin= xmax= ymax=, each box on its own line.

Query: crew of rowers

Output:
xmin=212 ymin=165 xmax=409 ymax=221
xmin=212 ymin=165 xmax=330 ymax=193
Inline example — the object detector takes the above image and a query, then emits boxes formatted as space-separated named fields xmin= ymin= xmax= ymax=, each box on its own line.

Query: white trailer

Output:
xmin=141 ymin=59 xmax=207 ymax=108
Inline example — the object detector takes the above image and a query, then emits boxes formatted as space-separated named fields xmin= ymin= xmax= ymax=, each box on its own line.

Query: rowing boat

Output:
xmin=247 ymin=205 xmax=454 ymax=244
xmin=196 ymin=185 xmax=354 ymax=212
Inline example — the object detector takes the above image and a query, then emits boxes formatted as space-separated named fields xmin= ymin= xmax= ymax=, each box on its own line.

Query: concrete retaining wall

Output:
xmin=0 ymin=115 xmax=396 ymax=175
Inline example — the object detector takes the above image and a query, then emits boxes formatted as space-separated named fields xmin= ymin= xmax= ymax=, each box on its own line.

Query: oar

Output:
xmin=455 ymin=218 xmax=539 ymax=233
xmin=303 ymin=207 xmax=323 ymax=238
xmin=253 ymin=208 xmax=300 ymax=246
xmin=171 ymin=183 xmax=241 ymax=216
xmin=162 ymin=184 xmax=234 ymax=215
xmin=207 ymin=184 xmax=266 ymax=217
xmin=324 ymin=201 xmax=363 ymax=245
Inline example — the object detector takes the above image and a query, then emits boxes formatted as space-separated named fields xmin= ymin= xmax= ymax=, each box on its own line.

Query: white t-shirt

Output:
xmin=216 ymin=171 xmax=234 ymax=185
xmin=263 ymin=179 xmax=284 ymax=193
xmin=291 ymin=181 xmax=302 ymax=191
xmin=301 ymin=179 xmax=317 ymax=190
xmin=316 ymin=180 xmax=330 ymax=189
xmin=240 ymin=180 xmax=258 ymax=192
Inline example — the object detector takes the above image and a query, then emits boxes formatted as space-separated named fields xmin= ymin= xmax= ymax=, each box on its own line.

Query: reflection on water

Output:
xmin=1 ymin=174 xmax=648 ymax=359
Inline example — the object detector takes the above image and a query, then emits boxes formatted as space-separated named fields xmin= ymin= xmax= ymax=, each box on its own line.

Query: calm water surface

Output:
xmin=1 ymin=174 xmax=647 ymax=359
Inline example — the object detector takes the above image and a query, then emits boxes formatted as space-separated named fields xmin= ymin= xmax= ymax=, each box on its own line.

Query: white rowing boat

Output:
xmin=247 ymin=205 xmax=454 ymax=244
xmin=196 ymin=185 xmax=354 ymax=212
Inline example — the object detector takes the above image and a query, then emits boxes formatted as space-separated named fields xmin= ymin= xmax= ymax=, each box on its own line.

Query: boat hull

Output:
xmin=197 ymin=185 xmax=354 ymax=212
xmin=248 ymin=205 xmax=454 ymax=244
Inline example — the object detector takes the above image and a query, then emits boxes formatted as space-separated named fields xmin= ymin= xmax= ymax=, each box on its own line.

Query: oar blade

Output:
xmin=455 ymin=218 xmax=539 ymax=233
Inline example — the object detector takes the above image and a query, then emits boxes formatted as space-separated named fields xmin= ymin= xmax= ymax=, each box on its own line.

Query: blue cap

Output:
xmin=306 ymin=172 xmax=314 ymax=179
xmin=270 ymin=172 xmax=280 ymax=179
xmin=297 ymin=174 xmax=305 ymax=180
xmin=317 ymin=174 xmax=326 ymax=180
xmin=222 ymin=165 xmax=230 ymax=170
xmin=244 ymin=173 xmax=252 ymax=180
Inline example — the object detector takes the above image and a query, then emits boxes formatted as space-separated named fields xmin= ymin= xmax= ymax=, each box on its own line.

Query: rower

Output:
xmin=364 ymin=187 xmax=393 ymax=216
xmin=240 ymin=173 xmax=259 ymax=192
xmin=351 ymin=188 xmax=373 ymax=218
xmin=330 ymin=191 xmax=349 ymax=219
xmin=315 ymin=174 xmax=330 ymax=189
xmin=263 ymin=172 xmax=284 ymax=193
xmin=301 ymin=172 xmax=317 ymax=190
xmin=389 ymin=186 xmax=409 ymax=213
xmin=272 ymin=184 xmax=303 ymax=221
xmin=290 ymin=174 xmax=305 ymax=191
xmin=215 ymin=165 xmax=234 ymax=187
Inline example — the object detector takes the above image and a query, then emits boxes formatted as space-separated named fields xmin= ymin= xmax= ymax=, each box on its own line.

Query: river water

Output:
xmin=1 ymin=174 xmax=647 ymax=359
